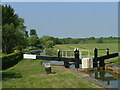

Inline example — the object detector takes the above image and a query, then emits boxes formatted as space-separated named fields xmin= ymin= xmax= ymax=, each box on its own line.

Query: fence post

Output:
xmin=106 ymin=48 xmax=109 ymax=55
xmin=93 ymin=48 xmax=98 ymax=68
xmin=74 ymin=48 xmax=79 ymax=68
xmin=57 ymin=50 xmax=60 ymax=58
xmin=94 ymin=48 xmax=98 ymax=58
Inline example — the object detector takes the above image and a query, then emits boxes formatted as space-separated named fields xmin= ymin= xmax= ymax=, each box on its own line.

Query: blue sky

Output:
xmin=3 ymin=2 xmax=118 ymax=38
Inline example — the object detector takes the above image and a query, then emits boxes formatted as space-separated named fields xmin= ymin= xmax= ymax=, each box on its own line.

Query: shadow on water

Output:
xmin=2 ymin=69 xmax=22 ymax=80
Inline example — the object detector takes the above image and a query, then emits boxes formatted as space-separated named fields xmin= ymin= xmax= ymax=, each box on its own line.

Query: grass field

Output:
xmin=54 ymin=43 xmax=118 ymax=54
xmin=46 ymin=43 xmax=119 ymax=64
xmin=2 ymin=59 xmax=101 ymax=88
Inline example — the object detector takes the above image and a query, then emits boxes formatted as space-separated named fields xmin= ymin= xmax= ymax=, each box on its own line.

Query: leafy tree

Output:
xmin=53 ymin=38 xmax=63 ymax=44
xmin=45 ymin=40 xmax=55 ymax=48
xmin=0 ymin=25 xmax=2 ymax=50
xmin=39 ymin=36 xmax=55 ymax=48
xmin=2 ymin=5 xmax=28 ymax=53
xmin=88 ymin=37 xmax=95 ymax=40
xmin=28 ymin=35 xmax=39 ymax=46
xmin=30 ymin=29 xmax=37 ymax=36
xmin=25 ymin=31 xmax=29 ymax=37
xmin=2 ymin=23 xmax=17 ymax=53
xmin=2 ymin=5 xmax=19 ymax=27
xmin=28 ymin=29 xmax=40 ymax=47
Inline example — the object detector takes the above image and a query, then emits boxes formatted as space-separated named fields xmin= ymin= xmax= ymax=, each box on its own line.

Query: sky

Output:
xmin=2 ymin=2 xmax=118 ymax=38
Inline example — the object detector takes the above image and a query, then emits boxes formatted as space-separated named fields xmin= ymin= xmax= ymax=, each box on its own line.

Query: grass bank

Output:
xmin=2 ymin=59 xmax=101 ymax=88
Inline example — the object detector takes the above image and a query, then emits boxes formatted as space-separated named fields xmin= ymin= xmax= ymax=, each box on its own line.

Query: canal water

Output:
xmin=70 ymin=64 xmax=120 ymax=88
xmin=85 ymin=69 xmax=120 ymax=88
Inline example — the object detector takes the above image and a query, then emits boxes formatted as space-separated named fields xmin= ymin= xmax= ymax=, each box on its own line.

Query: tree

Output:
xmin=2 ymin=23 xmax=17 ymax=53
xmin=25 ymin=31 xmax=29 ymax=37
xmin=39 ymin=36 xmax=55 ymax=48
xmin=0 ymin=25 xmax=2 ymax=50
xmin=45 ymin=40 xmax=55 ymax=48
xmin=2 ymin=5 xmax=28 ymax=53
xmin=28 ymin=35 xmax=39 ymax=46
xmin=96 ymin=38 xmax=103 ymax=43
xmin=30 ymin=29 xmax=37 ymax=36
xmin=2 ymin=5 xmax=19 ymax=27
xmin=88 ymin=37 xmax=95 ymax=40
xmin=28 ymin=29 xmax=40 ymax=47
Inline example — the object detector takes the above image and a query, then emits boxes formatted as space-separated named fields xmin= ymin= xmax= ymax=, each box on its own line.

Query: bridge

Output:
xmin=24 ymin=48 xmax=120 ymax=69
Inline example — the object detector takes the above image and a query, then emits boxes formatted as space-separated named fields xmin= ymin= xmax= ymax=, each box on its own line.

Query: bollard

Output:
xmin=106 ymin=48 xmax=109 ymax=55
xmin=64 ymin=61 xmax=70 ymax=68
xmin=93 ymin=48 xmax=98 ymax=68
xmin=57 ymin=49 xmax=60 ymax=58
xmin=44 ymin=63 xmax=51 ymax=74
xmin=74 ymin=48 xmax=79 ymax=68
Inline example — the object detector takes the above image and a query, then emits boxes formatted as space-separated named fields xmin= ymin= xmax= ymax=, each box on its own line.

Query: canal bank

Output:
xmin=2 ymin=59 xmax=102 ymax=88
xmin=50 ymin=62 xmax=112 ymax=88
xmin=47 ymin=61 xmax=119 ymax=88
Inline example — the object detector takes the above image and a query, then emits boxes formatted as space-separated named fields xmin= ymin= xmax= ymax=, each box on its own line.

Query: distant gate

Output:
xmin=58 ymin=49 xmax=92 ymax=59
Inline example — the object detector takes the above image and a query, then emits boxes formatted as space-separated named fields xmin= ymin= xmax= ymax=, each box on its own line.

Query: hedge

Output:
xmin=1 ymin=51 xmax=23 ymax=70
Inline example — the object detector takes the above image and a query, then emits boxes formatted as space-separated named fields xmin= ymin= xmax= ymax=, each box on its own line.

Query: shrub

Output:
xmin=1 ymin=51 xmax=22 ymax=70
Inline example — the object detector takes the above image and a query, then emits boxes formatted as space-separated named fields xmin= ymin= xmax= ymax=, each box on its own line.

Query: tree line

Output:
xmin=28 ymin=29 xmax=118 ymax=49
xmin=1 ymin=5 xmax=119 ymax=54
xmin=39 ymin=35 xmax=118 ymax=46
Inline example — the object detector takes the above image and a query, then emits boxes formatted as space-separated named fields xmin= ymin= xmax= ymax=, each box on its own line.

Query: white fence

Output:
xmin=59 ymin=49 xmax=92 ymax=59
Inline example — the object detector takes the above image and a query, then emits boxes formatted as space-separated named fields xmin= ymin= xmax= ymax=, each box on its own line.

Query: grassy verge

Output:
xmin=2 ymin=59 xmax=101 ymax=88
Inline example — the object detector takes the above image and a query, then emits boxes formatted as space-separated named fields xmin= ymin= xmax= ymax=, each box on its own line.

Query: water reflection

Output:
xmin=69 ymin=64 xmax=119 ymax=88
xmin=85 ymin=69 xmax=120 ymax=88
